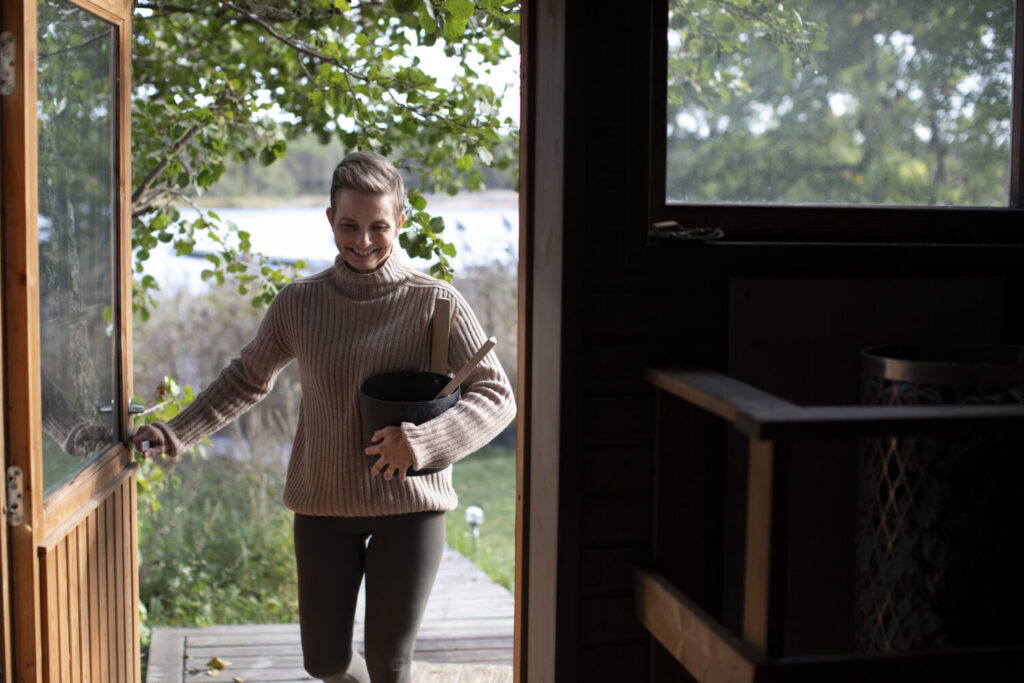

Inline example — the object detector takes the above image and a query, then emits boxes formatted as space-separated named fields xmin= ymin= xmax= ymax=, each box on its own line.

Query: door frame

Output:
xmin=2 ymin=0 xmax=134 ymax=680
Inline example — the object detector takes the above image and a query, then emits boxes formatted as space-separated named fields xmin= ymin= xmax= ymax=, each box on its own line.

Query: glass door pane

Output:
xmin=36 ymin=0 xmax=118 ymax=496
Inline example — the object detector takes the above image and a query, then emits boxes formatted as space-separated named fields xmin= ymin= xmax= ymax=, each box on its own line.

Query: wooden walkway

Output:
xmin=146 ymin=547 xmax=514 ymax=682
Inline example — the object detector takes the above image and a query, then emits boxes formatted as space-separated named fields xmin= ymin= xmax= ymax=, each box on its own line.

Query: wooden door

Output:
xmin=1 ymin=1 xmax=137 ymax=681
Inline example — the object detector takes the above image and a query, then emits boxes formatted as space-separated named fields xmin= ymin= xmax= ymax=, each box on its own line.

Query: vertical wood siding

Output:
xmin=39 ymin=475 xmax=139 ymax=683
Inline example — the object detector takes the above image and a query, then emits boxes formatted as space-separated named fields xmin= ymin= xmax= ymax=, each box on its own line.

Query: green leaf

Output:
xmin=259 ymin=147 xmax=277 ymax=166
xmin=419 ymin=11 xmax=438 ymax=33
xmin=445 ymin=0 xmax=476 ymax=21
xmin=444 ymin=17 xmax=468 ymax=40
xmin=456 ymin=154 xmax=474 ymax=171
xmin=334 ymin=0 xmax=351 ymax=10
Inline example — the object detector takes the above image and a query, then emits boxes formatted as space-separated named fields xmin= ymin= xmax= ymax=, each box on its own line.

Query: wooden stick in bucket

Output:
xmin=434 ymin=337 xmax=496 ymax=399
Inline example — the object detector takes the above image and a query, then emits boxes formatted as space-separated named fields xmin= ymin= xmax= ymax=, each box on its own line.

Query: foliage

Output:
xmin=666 ymin=0 xmax=1014 ymax=206
xmin=446 ymin=445 xmax=516 ymax=592
xmin=131 ymin=0 xmax=520 ymax=315
xmin=667 ymin=0 xmax=826 ymax=109
xmin=199 ymin=131 xmax=517 ymax=202
xmin=137 ymin=453 xmax=298 ymax=626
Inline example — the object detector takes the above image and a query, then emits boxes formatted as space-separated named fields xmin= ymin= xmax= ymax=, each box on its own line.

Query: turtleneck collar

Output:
xmin=330 ymin=252 xmax=410 ymax=300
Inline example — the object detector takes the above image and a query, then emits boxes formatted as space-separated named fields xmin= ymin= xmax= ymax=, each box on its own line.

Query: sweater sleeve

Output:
xmin=152 ymin=288 xmax=295 ymax=457
xmin=401 ymin=292 xmax=516 ymax=470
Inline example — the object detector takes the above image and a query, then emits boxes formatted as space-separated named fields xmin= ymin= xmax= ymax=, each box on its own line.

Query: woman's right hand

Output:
xmin=133 ymin=424 xmax=167 ymax=460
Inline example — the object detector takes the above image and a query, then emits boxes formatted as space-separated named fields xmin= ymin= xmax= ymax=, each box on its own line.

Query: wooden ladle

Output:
xmin=434 ymin=337 xmax=496 ymax=399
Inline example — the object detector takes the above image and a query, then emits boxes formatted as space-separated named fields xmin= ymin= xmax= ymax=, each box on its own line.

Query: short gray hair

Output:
xmin=329 ymin=151 xmax=405 ymax=221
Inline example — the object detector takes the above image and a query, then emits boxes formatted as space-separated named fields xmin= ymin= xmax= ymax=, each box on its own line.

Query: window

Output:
xmin=651 ymin=0 xmax=1024 ymax=241
xmin=36 ymin=0 xmax=121 ymax=495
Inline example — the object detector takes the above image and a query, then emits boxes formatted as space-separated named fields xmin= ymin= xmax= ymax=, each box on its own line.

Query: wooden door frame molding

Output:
xmin=516 ymin=0 xmax=582 ymax=681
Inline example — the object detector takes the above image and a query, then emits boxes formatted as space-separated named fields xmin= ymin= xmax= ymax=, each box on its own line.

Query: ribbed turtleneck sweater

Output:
xmin=153 ymin=253 xmax=516 ymax=517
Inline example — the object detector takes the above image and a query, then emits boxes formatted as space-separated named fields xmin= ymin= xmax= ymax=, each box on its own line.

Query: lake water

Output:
xmin=145 ymin=191 xmax=519 ymax=293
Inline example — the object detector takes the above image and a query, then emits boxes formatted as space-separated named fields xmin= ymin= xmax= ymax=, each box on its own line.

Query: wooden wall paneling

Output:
xmin=37 ymin=476 xmax=137 ymax=682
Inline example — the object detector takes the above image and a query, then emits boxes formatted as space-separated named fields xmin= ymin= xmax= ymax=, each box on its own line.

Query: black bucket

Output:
xmin=358 ymin=371 xmax=460 ymax=477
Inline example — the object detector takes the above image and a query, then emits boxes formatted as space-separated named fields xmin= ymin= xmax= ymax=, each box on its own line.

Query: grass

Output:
xmin=445 ymin=445 xmax=517 ymax=593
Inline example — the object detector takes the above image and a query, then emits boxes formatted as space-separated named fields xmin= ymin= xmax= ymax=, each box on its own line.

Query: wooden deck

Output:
xmin=146 ymin=547 xmax=514 ymax=682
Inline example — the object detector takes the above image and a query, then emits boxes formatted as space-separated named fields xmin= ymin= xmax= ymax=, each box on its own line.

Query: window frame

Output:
xmin=647 ymin=0 xmax=1024 ymax=246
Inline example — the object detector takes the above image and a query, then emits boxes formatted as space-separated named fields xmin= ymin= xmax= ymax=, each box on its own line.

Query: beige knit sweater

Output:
xmin=153 ymin=254 xmax=516 ymax=517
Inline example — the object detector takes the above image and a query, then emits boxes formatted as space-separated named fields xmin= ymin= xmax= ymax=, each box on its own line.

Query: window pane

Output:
xmin=37 ymin=0 xmax=118 ymax=496
xmin=666 ymin=1 xmax=1015 ymax=206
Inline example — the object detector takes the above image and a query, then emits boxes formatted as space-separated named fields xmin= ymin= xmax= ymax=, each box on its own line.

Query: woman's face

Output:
xmin=326 ymin=189 xmax=405 ymax=273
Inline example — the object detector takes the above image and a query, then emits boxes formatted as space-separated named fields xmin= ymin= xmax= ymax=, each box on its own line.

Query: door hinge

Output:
xmin=1 ymin=33 xmax=15 ymax=96
xmin=7 ymin=467 xmax=24 ymax=527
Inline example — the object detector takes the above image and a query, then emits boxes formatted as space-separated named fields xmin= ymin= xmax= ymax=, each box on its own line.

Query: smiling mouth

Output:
xmin=348 ymin=248 xmax=378 ymax=258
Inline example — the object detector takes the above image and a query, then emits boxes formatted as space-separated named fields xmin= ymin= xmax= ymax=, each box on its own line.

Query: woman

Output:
xmin=134 ymin=151 xmax=516 ymax=683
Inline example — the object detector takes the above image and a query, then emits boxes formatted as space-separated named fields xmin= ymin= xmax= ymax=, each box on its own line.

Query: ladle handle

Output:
xmin=434 ymin=337 xmax=496 ymax=399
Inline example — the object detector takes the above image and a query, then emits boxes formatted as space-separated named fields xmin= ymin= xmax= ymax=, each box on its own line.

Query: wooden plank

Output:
xmin=634 ymin=569 xmax=760 ymax=683
xmin=114 ymin=486 xmax=126 ymax=683
xmin=58 ymin=541 xmax=71 ymax=682
xmin=742 ymin=439 xmax=788 ymax=658
xmin=145 ymin=628 xmax=186 ymax=683
xmin=41 ymin=548 xmax=59 ymax=683
xmin=88 ymin=513 xmax=102 ymax=683
xmin=644 ymin=368 xmax=795 ymax=426
xmin=68 ymin=530 xmax=82 ymax=683
xmin=104 ymin=497 xmax=115 ymax=683
xmin=77 ymin=524 xmax=91 ymax=683
xmin=740 ymin=403 xmax=1024 ymax=440
xmin=128 ymin=477 xmax=141 ymax=683
xmin=646 ymin=368 xmax=1024 ymax=440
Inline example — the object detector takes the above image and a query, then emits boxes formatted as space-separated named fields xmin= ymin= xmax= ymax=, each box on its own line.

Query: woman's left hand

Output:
xmin=366 ymin=426 xmax=415 ymax=482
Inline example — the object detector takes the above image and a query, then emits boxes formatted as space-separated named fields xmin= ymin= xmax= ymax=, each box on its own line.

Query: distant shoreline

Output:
xmin=193 ymin=189 xmax=519 ymax=211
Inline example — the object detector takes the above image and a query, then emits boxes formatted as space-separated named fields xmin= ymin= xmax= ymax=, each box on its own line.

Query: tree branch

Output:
xmin=131 ymin=91 xmax=232 ymax=210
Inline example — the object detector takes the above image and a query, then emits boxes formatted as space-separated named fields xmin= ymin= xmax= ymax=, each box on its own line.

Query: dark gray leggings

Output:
xmin=293 ymin=511 xmax=446 ymax=683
